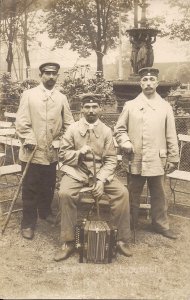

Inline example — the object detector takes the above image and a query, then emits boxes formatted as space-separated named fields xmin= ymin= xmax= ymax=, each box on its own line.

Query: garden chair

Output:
xmin=167 ymin=134 xmax=190 ymax=208
xmin=4 ymin=111 xmax=17 ymax=121
xmin=0 ymin=121 xmax=13 ymax=128
xmin=0 ymin=122 xmax=13 ymax=166
xmin=0 ymin=128 xmax=22 ymax=216
xmin=4 ymin=111 xmax=17 ymax=129
xmin=0 ymin=128 xmax=20 ymax=165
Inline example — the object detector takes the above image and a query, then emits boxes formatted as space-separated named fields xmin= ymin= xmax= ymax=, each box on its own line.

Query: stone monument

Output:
xmin=113 ymin=0 xmax=179 ymax=112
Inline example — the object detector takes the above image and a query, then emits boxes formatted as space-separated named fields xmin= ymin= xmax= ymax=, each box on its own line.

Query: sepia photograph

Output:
xmin=0 ymin=0 xmax=190 ymax=299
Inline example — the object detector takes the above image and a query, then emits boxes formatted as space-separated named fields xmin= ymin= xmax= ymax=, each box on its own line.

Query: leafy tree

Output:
xmin=45 ymin=0 xmax=133 ymax=74
xmin=167 ymin=0 xmax=190 ymax=41
xmin=175 ymin=64 xmax=190 ymax=83
xmin=0 ymin=0 xmax=47 ymax=75
xmin=1 ymin=0 xmax=20 ymax=73
xmin=18 ymin=7 xmax=47 ymax=77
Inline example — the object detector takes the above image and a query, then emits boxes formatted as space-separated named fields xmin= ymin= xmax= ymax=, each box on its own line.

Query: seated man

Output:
xmin=54 ymin=94 xmax=132 ymax=261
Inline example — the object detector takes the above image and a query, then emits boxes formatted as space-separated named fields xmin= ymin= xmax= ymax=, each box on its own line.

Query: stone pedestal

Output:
xmin=113 ymin=79 xmax=180 ymax=112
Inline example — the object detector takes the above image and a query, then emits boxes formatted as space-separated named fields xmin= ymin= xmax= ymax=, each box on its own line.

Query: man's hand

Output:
xmin=165 ymin=162 xmax=177 ymax=174
xmin=79 ymin=145 xmax=92 ymax=155
xmin=55 ymin=170 xmax=64 ymax=190
xmin=24 ymin=144 xmax=36 ymax=151
xmin=122 ymin=141 xmax=134 ymax=154
xmin=92 ymin=180 xmax=104 ymax=199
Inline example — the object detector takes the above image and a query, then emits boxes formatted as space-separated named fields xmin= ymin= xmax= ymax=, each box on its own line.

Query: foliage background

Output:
xmin=0 ymin=67 xmax=116 ymax=110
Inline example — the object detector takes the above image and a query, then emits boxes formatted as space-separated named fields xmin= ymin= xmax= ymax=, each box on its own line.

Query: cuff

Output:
xmin=97 ymin=178 xmax=108 ymax=184
xmin=23 ymin=139 xmax=37 ymax=146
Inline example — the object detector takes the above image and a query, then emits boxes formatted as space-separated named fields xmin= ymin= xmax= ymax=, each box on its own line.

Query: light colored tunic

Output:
xmin=114 ymin=92 xmax=179 ymax=176
xmin=16 ymin=84 xmax=74 ymax=164
xmin=59 ymin=117 xmax=117 ymax=184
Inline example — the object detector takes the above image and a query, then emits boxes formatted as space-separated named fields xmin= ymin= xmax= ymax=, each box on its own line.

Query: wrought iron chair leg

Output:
xmin=169 ymin=178 xmax=177 ymax=211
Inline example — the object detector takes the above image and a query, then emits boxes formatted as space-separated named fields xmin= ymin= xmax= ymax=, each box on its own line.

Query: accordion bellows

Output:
xmin=75 ymin=219 xmax=118 ymax=263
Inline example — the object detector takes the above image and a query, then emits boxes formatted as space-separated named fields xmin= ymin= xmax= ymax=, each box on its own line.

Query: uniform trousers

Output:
xmin=21 ymin=161 xmax=57 ymax=229
xmin=127 ymin=174 xmax=169 ymax=231
xmin=58 ymin=175 xmax=131 ymax=243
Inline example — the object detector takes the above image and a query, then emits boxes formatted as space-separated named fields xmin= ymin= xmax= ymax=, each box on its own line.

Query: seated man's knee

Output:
xmin=58 ymin=185 xmax=71 ymax=203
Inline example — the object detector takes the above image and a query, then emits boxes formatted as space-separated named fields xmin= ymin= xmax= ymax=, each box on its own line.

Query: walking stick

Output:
xmin=91 ymin=151 xmax=101 ymax=220
xmin=82 ymin=150 xmax=101 ymax=220
xmin=127 ymin=152 xmax=136 ymax=243
xmin=84 ymin=151 xmax=101 ymax=220
xmin=2 ymin=146 xmax=37 ymax=235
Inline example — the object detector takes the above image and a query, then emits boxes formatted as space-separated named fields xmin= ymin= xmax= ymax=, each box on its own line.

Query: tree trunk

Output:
xmin=23 ymin=43 xmax=30 ymax=67
xmin=96 ymin=0 xmax=104 ymax=76
xmin=6 ymin=42 xmax=13 ymax=73
xmin=5 ymin=1 xmax=17 ymax=73
xmin=23 ymin=10 xmax=30 ymax=69
xmin=96 ymin=51 xmax=104 ymax=75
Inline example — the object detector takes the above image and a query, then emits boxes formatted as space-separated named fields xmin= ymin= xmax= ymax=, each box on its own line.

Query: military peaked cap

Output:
xmin=138 ymin=67 xmax=159 ymax=78
xmin=39 ymin=62 xmax=60 ymax=73
xmin=80 ymin=93 xmax=101 ymax=105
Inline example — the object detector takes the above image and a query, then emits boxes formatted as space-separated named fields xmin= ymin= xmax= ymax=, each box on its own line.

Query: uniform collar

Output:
xmin=138 ymin=92 xmax=161 ymax=110
xmin=84 ymin=119 xmax=99 ymax=129
xmin=39 ymin=83 xmax=56 ymax=101
xmin=79 ymin=117 xmax=100 ymax=137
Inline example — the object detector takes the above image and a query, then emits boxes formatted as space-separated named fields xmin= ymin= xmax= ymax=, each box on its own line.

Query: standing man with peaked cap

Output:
xmin=54 ymin=94 xmax=132 ymax=261
xmin=114 ymin=67 xmax=179 ymax=239
xmin=16 ymin=62 xmax=74 ymax=240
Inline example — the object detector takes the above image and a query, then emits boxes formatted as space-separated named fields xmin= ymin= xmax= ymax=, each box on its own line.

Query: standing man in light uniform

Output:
xmin=16 ymin=62 xmax=74 ymax=240
xmin=114 ymin=67 xmax=179 ymax=239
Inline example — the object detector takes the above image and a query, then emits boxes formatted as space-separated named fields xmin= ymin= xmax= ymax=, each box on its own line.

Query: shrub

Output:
xmin=59 ymin=66 xmax=116 ymax=111
xmin=0 ymin=66 xmax=116 ymax=111
xmin=0 ymin=72 xmax=39 ymax=105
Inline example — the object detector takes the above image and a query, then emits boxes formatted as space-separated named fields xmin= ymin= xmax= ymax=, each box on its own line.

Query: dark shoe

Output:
xmin=21 ymin=228 xmax=34 ymax=240
xmin=117 ymin=241 xmax=133 ymax=257
xmin=156 ymin=229 xmax=178 ymax=240
xmin=54 ymin=242 xmax=75 ymax=262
